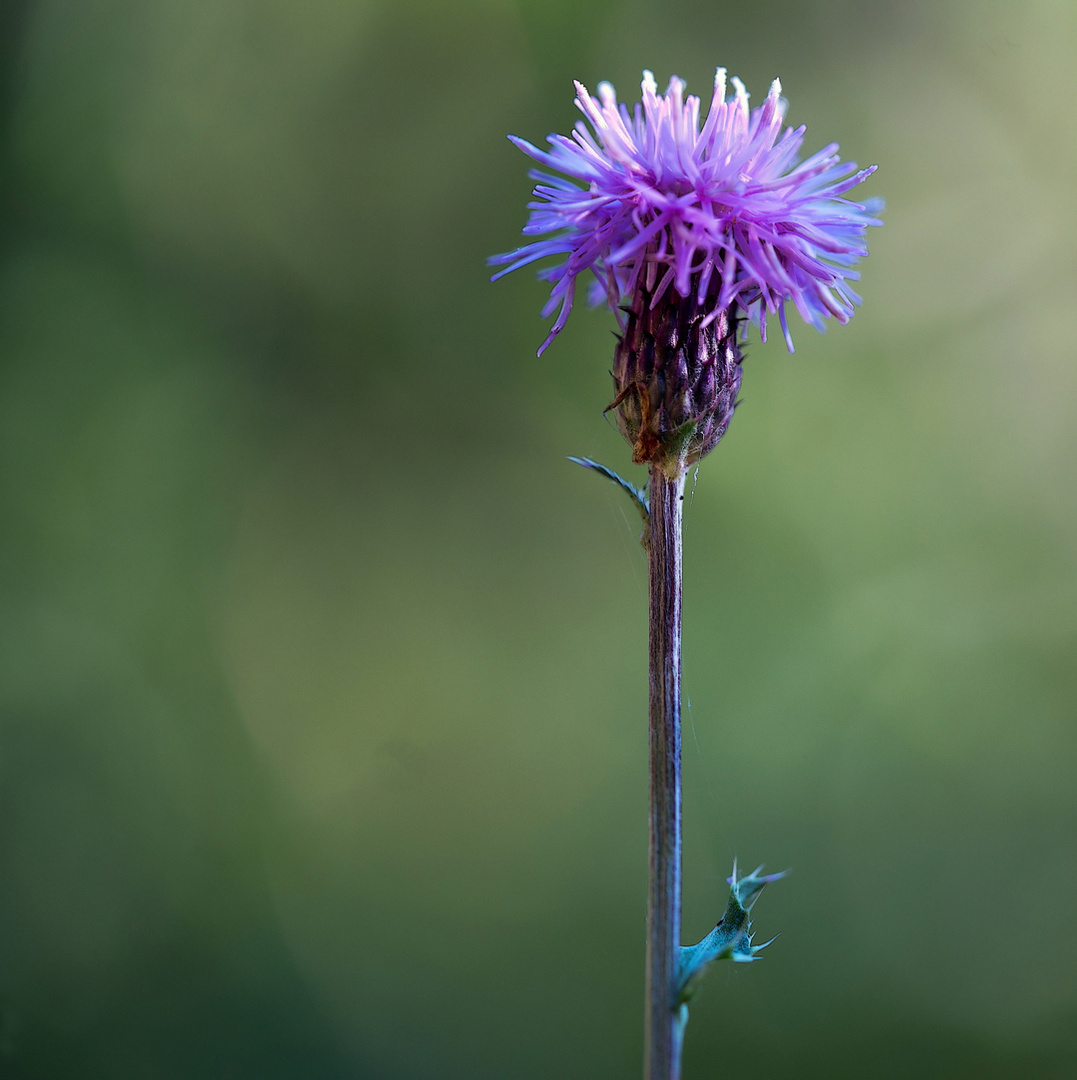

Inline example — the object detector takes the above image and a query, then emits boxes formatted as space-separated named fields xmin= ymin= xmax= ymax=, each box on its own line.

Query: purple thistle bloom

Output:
xmin=491 ymin=69 xmax=882 ymax=356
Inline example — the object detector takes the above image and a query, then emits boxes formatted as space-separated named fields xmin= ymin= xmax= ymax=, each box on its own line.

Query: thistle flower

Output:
xmin=491 ymin=69 xmax=881 ymax=471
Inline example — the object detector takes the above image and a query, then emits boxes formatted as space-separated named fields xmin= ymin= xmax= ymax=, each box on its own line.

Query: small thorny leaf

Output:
xmin=568 ymin=456 xmax=650 ymax=542
xmin=676 ymin=862 xmax=786 ymax=1006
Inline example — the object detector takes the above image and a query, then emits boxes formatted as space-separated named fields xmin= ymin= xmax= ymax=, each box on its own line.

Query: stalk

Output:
xmin=645 ymin=465 xmax=685 ymax=1080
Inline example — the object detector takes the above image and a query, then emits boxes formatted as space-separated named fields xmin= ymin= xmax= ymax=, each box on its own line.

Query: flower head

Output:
xmin=491 ymin=69 xmax=881 ymax=355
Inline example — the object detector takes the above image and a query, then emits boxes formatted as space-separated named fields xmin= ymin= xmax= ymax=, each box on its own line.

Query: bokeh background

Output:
xmin=2 ymin=0 xmax=1075 ymax=1076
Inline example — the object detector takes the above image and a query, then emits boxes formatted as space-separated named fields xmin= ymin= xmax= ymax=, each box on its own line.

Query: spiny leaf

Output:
xmin=567 ymin=456 xmax=649 ymax=530
xmin=676 ymin=861 xmax=786 ymax=1005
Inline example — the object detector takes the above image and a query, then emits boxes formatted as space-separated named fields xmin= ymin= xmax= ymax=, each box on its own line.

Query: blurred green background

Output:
xmin=1 ymin=0 xmax=1075 ymax=1076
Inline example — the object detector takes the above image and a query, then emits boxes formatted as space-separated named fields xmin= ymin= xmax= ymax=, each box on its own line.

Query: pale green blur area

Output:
xmin=1 ymin=0 xmax=1075 ymax=1075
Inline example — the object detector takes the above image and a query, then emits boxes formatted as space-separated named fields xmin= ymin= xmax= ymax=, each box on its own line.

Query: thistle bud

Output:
xmin=609 ymin=285 xmax=743 ymax=477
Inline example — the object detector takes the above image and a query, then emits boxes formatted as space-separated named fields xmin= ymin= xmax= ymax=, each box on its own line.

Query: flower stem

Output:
xmin=646 ymin=465 xmax=685 ymax=1080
